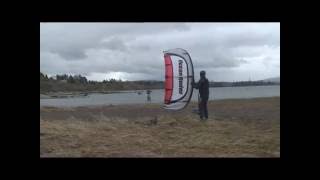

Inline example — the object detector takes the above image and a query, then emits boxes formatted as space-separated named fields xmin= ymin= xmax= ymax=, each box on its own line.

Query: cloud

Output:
xmin=40 ymin=23 xmax=280 ymax=81
xmin=40 ymin=23 xmax=190 ymax=60
xmin=100 ymin=37 xmax=128 ymax=52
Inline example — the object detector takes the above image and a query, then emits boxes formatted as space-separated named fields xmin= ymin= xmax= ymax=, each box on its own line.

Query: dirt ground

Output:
xmin=40 ymin=97 xmax=280 ymax=157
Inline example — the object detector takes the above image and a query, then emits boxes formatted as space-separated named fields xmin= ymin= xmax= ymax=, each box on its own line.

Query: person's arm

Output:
xmin=192 ymin=80 xmax=200 ymax=89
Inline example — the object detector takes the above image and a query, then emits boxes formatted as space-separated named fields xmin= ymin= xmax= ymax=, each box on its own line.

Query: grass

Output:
xmin=40 ymin=97 xmax=280 ymax=157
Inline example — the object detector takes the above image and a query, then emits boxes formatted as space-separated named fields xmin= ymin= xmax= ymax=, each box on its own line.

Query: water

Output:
xmin=40 ymin=85 xmax=280 ymax=107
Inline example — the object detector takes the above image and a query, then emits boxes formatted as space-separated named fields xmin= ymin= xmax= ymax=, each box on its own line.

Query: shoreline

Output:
xmin=40 ymin=90 xmax=141 ymax=99
xmin=40 ymin=96 xmax=280 ymax=108
xmin=40 ymin=85 xmax=280 ymax=99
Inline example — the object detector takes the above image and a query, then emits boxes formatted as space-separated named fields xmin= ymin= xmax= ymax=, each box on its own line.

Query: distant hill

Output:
xmin=262 ymin=77 xmax=280 ymax=83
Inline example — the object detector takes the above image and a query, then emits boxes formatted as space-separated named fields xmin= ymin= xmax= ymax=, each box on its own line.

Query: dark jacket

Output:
xmin=193 ymin=77 xmax=209 ymax=101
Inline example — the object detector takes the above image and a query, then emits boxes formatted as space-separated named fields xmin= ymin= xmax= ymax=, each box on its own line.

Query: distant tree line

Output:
xmin=40 ymin=72 xmax=164 ymax=93
xmin=209 ymin=80 xmax=279 ymax=87
xmin=55 ymin=74 xmax=89 ymax=84
xmin=40 ymin=72 xmax=279 ymax=93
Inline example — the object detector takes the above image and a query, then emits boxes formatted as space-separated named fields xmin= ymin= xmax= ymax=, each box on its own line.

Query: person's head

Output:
xmin=200 ymin=70 xmax=206 ymax=78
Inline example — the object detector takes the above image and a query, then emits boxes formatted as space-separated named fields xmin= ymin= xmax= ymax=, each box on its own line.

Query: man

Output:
xmin=192 ymin=71 xmax=209 ymax=120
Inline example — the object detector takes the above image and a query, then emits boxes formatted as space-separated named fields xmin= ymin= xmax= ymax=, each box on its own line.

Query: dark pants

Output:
xmin=199 ymin=100 xmax=208 ymax=119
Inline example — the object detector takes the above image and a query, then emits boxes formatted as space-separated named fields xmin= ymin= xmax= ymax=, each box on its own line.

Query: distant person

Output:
xmin=146 ymin=90 xmax=151 ymax=102
xmin=192 ymin=71 xmax=209 ymax=120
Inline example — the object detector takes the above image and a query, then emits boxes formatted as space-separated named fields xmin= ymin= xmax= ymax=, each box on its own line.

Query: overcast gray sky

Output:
xmin=40 ymin=23 xmax=280 ymax=82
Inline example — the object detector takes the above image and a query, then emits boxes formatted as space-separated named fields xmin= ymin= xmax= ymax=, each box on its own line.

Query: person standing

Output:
xmin=192 ymin=71 xmax=209 ymax=120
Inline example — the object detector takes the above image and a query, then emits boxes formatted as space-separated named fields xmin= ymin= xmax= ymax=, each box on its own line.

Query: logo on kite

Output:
xmin=163 ymin=48 xmax=194 ymax=110
xmin=178 ymin=60 xmax=183 ymax=94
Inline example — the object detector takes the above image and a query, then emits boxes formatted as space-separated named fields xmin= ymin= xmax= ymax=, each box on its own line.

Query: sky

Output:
xmin=40 ymin=23 xmax=280 ymax=82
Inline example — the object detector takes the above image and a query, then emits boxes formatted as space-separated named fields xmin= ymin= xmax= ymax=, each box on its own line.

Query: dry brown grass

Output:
xmin=40 ymin=97 xmax=280 ymax=157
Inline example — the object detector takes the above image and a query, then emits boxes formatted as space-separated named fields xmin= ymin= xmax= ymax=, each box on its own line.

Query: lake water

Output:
xmin=40 ymin=85 xmax=280 ymax=107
